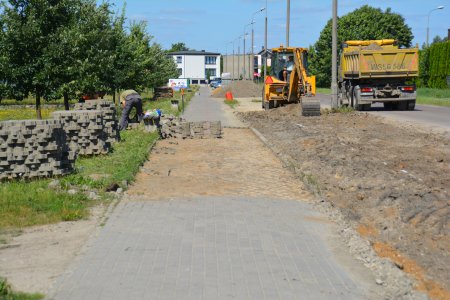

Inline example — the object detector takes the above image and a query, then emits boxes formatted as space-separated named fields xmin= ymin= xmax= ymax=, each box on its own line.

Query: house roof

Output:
xmin=169 ymin=50 xmax=221 ymax=56
xmin=257 ymin=48 xmax=273 ymax=55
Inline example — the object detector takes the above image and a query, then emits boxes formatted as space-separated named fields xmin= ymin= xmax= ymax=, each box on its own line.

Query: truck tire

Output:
xmin=264 ymin=100 xmax=273 ymax=110
xmin=350 ymin=85 xmax=356 ymax=108
xmin=407 ymin=100 xmax=416 ymax=110
xmin=353 ymin=85 xmax=367 ymax=111
xmin=261 ymin=88 xmax=265 ymax=109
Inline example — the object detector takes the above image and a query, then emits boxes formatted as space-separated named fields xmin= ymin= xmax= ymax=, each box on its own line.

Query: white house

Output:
xmin=169 ymin=50 xmax=221 ymax=84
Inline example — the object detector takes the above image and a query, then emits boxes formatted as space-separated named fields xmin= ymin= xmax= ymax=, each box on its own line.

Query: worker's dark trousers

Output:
xmin=119 ymin=97 xmax=143 ymax=131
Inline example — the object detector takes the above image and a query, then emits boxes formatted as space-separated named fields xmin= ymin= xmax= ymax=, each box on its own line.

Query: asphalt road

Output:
xmin=315 ymin=93 xmax=450 ymax=133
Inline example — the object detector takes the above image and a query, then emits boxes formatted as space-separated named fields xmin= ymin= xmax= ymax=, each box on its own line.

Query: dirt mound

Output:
xmin=212 ymin=81 xmax=262 ymax=98
xmin=363 ymin=43 xmax=384 ymax=50
xmin=239 ymin=107 xmax=450 ymax=299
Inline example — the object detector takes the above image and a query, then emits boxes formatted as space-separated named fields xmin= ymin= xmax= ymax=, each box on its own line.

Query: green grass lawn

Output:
xmin=0 ymin=108 xmax=55 ymax=121
xmin=223 ymin=99 xmax=239 ymax=109
xmin=0 ymin=277 xmax=44 ymax=300
xmin=417 ymin=88 xmax=450 ymax=107
xmin=316 ymin=87 xmax=331 ymax=95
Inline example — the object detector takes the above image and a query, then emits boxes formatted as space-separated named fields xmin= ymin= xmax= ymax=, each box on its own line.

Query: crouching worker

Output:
xmin=143 ymin=108 xmax=163 ymax=138
xmin=119 ymin=89 xmax=143 ymax=131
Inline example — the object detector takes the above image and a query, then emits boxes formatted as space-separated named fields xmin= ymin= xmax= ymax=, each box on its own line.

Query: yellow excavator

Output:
xmin=263 ymin=46 xmax=320 ymax=116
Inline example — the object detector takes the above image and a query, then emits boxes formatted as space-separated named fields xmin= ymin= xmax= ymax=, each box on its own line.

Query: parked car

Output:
xmin=210 ymin=79 xmax=222 ymax=89
xmin=209 ymin=78 xmax=221 ymax=87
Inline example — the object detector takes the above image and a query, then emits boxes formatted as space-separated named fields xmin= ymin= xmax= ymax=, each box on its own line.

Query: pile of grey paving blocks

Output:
xmin=161 ymin=117 xmax=222 ymax=139
xmin=74 ymin=100 xmax=119 ymax=143
xmin=0 ymin=100 xmax=119 ymax=180
xmin=52 ymin=110 xmax=110 ymax=156
xmin=0 ymin=119 xmax=75 ymax=180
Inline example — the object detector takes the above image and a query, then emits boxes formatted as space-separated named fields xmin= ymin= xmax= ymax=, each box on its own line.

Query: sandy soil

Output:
xmin=212 ymin=81 xmax=262 ymax=98
xmin=238 ymin=104 xmax=450 ymax=299
xmin=0 ymin=204 xmax=110 ymax=294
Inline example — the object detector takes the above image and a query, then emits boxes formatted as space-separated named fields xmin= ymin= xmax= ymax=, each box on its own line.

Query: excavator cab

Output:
xmin=262 ymin=47 xmax=320 ymax=116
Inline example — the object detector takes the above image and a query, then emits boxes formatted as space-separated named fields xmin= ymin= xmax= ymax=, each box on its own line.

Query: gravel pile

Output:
xmin=212 ymin=80 xmax=262 ymax=98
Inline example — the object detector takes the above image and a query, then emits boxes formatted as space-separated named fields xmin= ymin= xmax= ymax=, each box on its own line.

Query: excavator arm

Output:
xmin=288 ymin=48 xmax=320 ymax=116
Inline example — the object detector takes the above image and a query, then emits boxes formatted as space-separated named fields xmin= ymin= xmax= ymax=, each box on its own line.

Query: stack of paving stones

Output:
xmin=52 ymin=110 xmax=110 ymax=156
xmin=0 ymin=119 xmax=74 ymax=180
xmin=74 ymin=100 xmax=119 ymax=143
xmin=161 ymin=116 xmax=222 ymax=139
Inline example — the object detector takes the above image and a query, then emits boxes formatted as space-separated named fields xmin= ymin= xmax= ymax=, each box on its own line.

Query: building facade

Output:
xmin=169 ymin=50 xmax=221 ymax=84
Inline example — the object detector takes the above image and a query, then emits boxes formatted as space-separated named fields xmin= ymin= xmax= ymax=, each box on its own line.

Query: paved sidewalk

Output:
xmin=50 ymin=90 xmax=380 ymax=299
xmin=182 ymin=86 xmax=245 ymax=127
xmin=51 ymin=197 xmax=371 ymax=300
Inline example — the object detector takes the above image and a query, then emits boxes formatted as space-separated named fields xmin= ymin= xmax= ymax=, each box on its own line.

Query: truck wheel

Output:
xmin=261 ymin=88 xmax=265 ymax=109
xmin=264 ymin=100 xmax=273 ymax=110
xmin=353 ymin=86 xmax=365 ymax=111
xmin=350 ymin=85 xmax=356 ymax=108
xmin=407 ymin=100 xmax=416 ymax=110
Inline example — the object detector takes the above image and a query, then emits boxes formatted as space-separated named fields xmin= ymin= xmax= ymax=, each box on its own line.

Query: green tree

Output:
xmin=41 ymin=1 xmax=116 ymax=110
xmin=431 ymin=35 xmax=448 ymax=45
xmin=309 ymin=5 xmax=413 ymax=87
xmin=108 ymin=20 xmax=177 ymax=93
xmin=168 ymin=42 xmax=190 ymax=52
xmin=0 ymin=0 xmax=87 ymax=117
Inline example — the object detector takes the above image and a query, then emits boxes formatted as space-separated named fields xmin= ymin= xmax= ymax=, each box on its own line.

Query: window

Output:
xmin=176 ymin=56 xmax=182 ymax=64
xmin=205 ymin=68 xmax=216 ymax=77
xmin=205 ymin=56 xmax=217 ymax=65
xmin=177 ymin=68 xmax=182 ymax=76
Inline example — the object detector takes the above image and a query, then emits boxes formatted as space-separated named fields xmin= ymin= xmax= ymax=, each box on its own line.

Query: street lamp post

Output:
xmin=238 ymin=35 xmax=243 ymax=80
xmin=251 ymin=7 xmax=266 ymax=81
xmin=427 ymin=6 xmax=444 ymax=47
xmin=233 ymin=37 xmax=240 ymax=81
xmin=243 ymin=23 xmax=253 ymax=80
xmin=264 ymin=0 xmax=268 ymax=80
xmin=286 ymin=0 xmax=290 ymax=47
xmin=331 ymin=0 xmax=338 ymax=109
xmin=225 ymin=41 xmax=232 ymax=74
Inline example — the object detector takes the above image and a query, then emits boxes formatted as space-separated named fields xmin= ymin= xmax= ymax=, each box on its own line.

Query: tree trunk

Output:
xmin=36 ymin=92 xmax=42 ymax=120
xmin=113 ymin=90 xmax=116 ymax=107
xmin=63 ymin=92 xmax=70 ymax=110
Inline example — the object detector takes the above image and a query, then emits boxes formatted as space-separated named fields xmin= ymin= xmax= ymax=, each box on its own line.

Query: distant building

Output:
xmin=222 ymin=47 xmax=272 ymax=80
xmin=168 ymin=50 xmax=221 ymax=84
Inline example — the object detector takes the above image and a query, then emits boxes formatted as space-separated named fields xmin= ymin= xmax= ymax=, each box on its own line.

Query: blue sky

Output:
xmin=106 ymin=0 xmax=449 ymax=53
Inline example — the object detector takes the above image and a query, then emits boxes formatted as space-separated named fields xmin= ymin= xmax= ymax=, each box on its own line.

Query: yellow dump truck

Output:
xmin=338 ymin=39 xmax=419 ymax=110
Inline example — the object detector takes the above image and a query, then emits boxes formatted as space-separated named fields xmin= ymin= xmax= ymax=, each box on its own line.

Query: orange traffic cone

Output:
xmin=225 ymin=91 xmax=233 ymax=101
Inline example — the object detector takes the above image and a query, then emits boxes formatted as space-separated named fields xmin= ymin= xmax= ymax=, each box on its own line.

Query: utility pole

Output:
xmin=238 ymin=36 xmax=241 ymax=80
xmin=331 ymin=0 xmax=338 ymax=109
xmin=252 ymin=7 xmax=266 ymax=81
xmin=243 ymin=34 xmax=246 ymax=79
xmin=232 ymin=41 xmax=235 ymax=81
xmin=264 ymin=0 xmax=268 ymax=79
xmin=244 ymin=23 xmax=253 ymax=80
xmin=286 ymin=0 xmax=290 ymax=47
